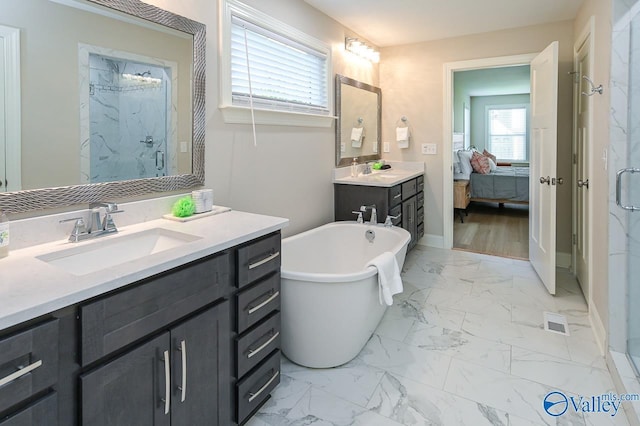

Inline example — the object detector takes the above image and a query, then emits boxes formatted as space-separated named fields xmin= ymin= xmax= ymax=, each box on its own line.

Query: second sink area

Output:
xmin=36 ymin=227 xmax=201 ymax=276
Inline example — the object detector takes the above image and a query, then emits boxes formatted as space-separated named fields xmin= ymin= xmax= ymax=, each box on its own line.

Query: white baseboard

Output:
xmin=589 ymin=301 xmax=607 ymax=356
xmin=556 ymin=252 xmax=572 ymax=269
xmin=418 ymin=234 xmax=444 ymax=249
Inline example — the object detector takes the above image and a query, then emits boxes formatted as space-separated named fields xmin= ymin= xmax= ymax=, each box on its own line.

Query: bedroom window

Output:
xmin=219 ymin=0 xmax=333 ymax=127
xmin=487 ymin=106 xmax=528 ymax=161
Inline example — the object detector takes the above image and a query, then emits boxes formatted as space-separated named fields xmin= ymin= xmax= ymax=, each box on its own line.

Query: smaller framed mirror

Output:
xmin=335 ymin=75 xmax=381 ymax=167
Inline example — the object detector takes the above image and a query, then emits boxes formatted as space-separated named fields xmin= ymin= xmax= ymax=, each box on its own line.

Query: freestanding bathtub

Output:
xmin=280 ymin=222 xmax=411 ymax=368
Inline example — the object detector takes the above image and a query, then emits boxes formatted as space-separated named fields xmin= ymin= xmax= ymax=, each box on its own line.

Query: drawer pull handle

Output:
xmin=161 ymin=350 xmax=170 ymax=415
xmin=393 ymin=193 xmax=402 ymax=200
xmin=0 ymin=359 xmax=42 ymax=387
xmin=248 ymin=370 xmax=279 ymax=403
xmin=248 ymin=291 xmax=280 ymax=315
xmin=249 ymin=251 xmax=280 ymax=270
xmin=248 ymin=331 xmax=280 ymax=359
xmin=178 ymin=340 xmax=187 ymax=402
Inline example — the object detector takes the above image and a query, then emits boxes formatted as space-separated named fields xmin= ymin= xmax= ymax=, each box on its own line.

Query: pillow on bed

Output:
xmin=471 ymin=151 xmax=491 ymax=174
xmin=488 ymin=157 xmax=497 ymax=172
xmin=457 ymin=150 xmax=474 ymax=177
xmin=483 ymin=149 xmax=497 ymax=164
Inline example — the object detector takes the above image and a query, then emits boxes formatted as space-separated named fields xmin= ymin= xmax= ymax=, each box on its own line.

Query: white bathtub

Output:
xmin=280 ymin=222 xmax=411 ymax=368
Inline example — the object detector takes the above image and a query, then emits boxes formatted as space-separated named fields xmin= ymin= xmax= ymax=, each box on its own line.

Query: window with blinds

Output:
xmin=487 ymin=106 xmax=528 ymax=161
xmin=230 ymin=15 xmax=329 ymax=115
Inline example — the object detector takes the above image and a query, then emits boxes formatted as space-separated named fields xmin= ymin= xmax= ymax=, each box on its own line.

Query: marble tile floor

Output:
xmin=247 ymin=246 xmax=634 ymax=426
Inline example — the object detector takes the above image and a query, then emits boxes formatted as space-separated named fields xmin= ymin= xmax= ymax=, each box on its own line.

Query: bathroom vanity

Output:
xmin=334 ymin=165 xmax=425 ymax=249
xmin=0 ymin=210 xmax=287 ymax=425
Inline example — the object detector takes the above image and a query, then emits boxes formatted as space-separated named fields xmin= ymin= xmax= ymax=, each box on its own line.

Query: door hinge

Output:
xmin=573 ymin=153 xmax=577 ymax=164
xmin=572 ymin=234 xmax=577 ymax=245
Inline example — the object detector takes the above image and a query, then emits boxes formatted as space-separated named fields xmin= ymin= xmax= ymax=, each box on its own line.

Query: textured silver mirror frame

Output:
xmin=0 ymin=0 xmax=206 ymax=213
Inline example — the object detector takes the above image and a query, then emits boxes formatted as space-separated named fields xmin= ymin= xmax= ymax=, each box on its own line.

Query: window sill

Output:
xmin=219 ymin=105 xmax=336 ymax=128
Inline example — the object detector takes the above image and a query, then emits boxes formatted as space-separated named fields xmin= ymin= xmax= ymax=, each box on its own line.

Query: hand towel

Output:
xmin=396 ymin=127 xmax=409 ymax=149
xmin=366 ymin=251 xmax=403 ymax=306
xmin=351 ymin=127 xmax=364 ymax=148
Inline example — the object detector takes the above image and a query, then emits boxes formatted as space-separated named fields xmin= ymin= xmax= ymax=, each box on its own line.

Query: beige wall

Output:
xmin=574 ymin=0 xmax=613 ymax=338
xmin=144 ymin=0 xmax=379 ymax=238
xmin=379 ymin=21 xmax=575 ymax=253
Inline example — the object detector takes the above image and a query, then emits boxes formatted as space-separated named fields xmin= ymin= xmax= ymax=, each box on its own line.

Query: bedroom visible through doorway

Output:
xmin=452 ymin=65 xmax=531 ymax=260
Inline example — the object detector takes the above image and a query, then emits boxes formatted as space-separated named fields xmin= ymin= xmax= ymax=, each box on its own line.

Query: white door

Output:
xmin=529 ymin=41 xmax=559 ymax=295
xmin=575 ymin=39 xmax=591 ymax=298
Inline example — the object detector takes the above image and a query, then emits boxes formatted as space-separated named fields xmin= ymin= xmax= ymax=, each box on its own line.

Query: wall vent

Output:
xmin=543 ymin=312 xmax=570 ymax=336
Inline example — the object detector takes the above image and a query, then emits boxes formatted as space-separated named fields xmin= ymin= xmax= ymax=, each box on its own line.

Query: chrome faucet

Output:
xmin=361 ymin=204 xmax=377 ymax=225
xmin=60 ymin=202 xmax=124 ymax=242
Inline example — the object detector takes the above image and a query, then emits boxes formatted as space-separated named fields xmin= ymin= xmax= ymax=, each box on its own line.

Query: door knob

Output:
xmin=577 ymin=179 xmax=589 ymax=189
xmin=539 ymin=176 xmax=550 ymax=185
xmin=553 ymin=177 xmax=564 ymax=185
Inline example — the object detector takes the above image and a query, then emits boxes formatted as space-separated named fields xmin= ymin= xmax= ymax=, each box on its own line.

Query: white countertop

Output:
xmin=333 ymin=161 xmax=425 ymax=187
xmin=0 ymin=210 xmax=288 ymax=330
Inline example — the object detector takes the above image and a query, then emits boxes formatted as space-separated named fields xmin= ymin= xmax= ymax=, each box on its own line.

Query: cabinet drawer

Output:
xmin=417 ymin=223 xmax=425 ymax=240
xmin=0 ymin=319 xmax=58 ymax=414
xmin=237 ymin=233 xmax=281 ymax=289
xmin=236 ymin=312 xmax=280 ymax=378
xmin=417 ymin=207 xmax=424 ymax=225
xmin=0 ymin=392 xmax=57 ymax=426
xmin=237 ymin=273 xmax=280 ymax=334
xmin=236 ymin=350 xmax=281 ymax=424
xmin=417 ymin=175 xmax=424 ymax=192
xmin=402 ymin=179 xmax=417 ymax=199
xmin=417 ymin=191 xmax=424 ymax=207
xmin=389 ymin=185 xmax=402 ymax=207
xmin=81 ymin=252 xmax=230 ymax=366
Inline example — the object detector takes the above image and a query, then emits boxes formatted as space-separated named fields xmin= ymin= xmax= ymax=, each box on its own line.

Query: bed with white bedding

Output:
xmin=468 ymin=166 xmax=529 ymax=203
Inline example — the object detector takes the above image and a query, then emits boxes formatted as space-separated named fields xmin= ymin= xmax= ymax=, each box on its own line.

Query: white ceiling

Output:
xmin=303 ymin=0 xmax=584 ymax=47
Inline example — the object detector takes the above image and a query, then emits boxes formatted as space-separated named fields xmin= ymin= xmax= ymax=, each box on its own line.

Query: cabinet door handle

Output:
xmin=393 ymin=193 xmax=402 ymax=200
xmin=249 ymin=251 xmax=280 ymax=270
xmin=0 ymin=359 xmax=42 ymax=387
xmin=248 ymin=291 xmax=280 ymax=315
xmin=248 ymin=331 xmax=280 ymax=359
xmin=178 ymin=340 xmax=187 ymax=402
xmin=248 ymin=370 xmax=279 ymax=403
xmin=161 ymin=350 xmax=170 ymax=415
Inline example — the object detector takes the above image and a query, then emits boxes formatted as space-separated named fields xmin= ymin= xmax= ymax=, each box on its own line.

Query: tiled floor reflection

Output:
xmin=247 ymin=246 xmax=632 ymax=426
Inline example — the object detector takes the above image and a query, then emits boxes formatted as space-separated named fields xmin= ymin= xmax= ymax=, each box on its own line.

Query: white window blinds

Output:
xmin=488 ymin=107 xmax=528 ymax=161
xmin=231 ymin=15 xmax=329 ymax=115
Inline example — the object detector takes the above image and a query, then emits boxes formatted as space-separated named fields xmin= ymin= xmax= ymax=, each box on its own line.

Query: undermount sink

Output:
xmin=37 ymin=228 xmax=201 ymax=276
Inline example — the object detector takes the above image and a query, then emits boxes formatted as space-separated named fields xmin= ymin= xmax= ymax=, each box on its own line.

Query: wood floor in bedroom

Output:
xmin=453 ymin=201 xmax=529 ymax=259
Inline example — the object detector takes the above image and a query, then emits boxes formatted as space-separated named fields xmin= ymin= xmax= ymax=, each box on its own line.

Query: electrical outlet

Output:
xmin=372 ymin=142 xmax=378 ymax=153
xmin=422 ymin=143 xmax=437 ymax=155
xmin=383 ymin=142 xmax=390 ymax=153
xmin=180 ymin=141 xmax=188 ymax=153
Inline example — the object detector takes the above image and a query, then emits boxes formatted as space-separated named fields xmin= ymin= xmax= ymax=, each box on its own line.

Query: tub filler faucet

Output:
xmin=361 ymin=205 xmax=377 ymax=225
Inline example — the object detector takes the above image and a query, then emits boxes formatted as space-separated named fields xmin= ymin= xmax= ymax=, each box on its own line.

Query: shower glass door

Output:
xmin=625 ymin=6 xmax=640 ymax=374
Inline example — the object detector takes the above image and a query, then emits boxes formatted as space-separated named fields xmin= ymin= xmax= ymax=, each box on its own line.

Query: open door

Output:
xmin=529 ymin=41 xmax=559 ymax=295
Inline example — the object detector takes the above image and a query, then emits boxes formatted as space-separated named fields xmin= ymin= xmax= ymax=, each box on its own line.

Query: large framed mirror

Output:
xmin=0 ymin=0 xmax=205 ymax=213
xmin=335 ymin=75 xmax=381 ymax=167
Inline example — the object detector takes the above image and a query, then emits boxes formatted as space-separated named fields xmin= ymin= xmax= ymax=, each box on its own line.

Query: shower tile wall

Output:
xmin=87 ymin=55 xmax=169 ymax=183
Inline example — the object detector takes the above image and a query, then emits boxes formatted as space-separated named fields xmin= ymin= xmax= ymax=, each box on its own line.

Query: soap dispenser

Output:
xmin=0 ymin=210 xmax=9 ymax=259
xmin=350 ymin=157 xmax=359 ymax=177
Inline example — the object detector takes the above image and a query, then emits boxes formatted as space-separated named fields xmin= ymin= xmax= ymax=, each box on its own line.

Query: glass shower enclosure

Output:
xmin=611 ymin=0 xmax=640 ymax=385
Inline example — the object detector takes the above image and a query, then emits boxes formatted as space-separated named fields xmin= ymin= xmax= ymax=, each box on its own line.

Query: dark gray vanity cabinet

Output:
xmin=0 ymin=230 xmax=283 ymax=426
xmin=80 ymin=303 xmax=228 ymax=426
xmin=334 ymin=175 xmax=425 ymax=249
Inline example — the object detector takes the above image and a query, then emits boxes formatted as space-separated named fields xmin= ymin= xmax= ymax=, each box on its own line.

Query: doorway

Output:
xmin=573 ymin=19 xmax=594 ymax=307
xmin=450 ymin=65 xmax=532 ymax=259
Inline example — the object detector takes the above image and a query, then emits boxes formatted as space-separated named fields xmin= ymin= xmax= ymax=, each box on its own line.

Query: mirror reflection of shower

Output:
xmin=88 ymin=54 xmax=172 ymax=182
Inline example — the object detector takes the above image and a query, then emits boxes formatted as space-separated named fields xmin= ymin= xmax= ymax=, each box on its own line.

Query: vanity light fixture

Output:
xmin=345 ymin=37 xmax=380 ymax=63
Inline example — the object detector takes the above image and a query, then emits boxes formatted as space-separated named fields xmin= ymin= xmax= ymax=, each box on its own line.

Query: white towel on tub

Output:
xmin=367 ymin=251 xmax=403 ymax=306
